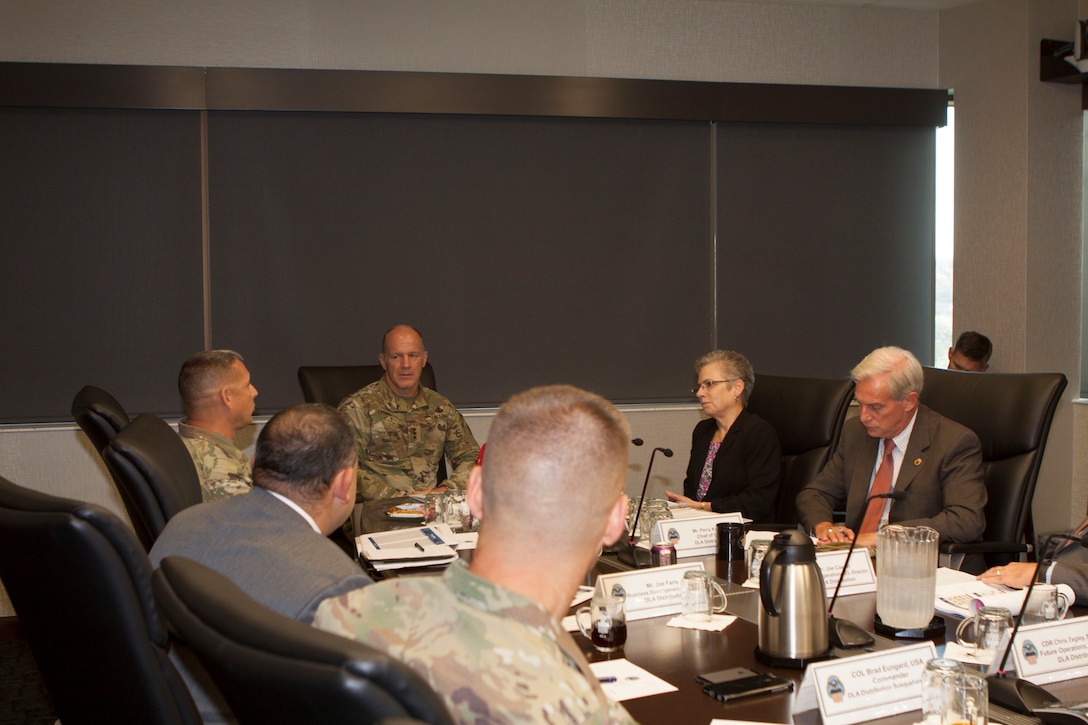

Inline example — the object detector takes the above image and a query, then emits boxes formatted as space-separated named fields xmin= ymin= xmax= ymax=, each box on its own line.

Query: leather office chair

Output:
xmin=298 ymin=362 xmax=438 ymax=407
xmin=0 ymin=475 xmax=200 ymax=724
xmin=919 ymin=367 xmax=1067 ymax=569
xmin=71 ymin=384 xmax=130 ymax=454
xmin=297 ymin=362 xmax=446 ymax=484
xmin=102 ymin=413 xmax=203 ymax=551
xmin=153 ymin=556 xmax=455 ymax=725
xmin=746 ymin=374 xmax=855 ymax=526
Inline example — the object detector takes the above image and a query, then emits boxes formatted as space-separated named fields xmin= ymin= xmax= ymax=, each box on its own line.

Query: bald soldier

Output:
xmin=338 ymin=325 xmax=479 ymax=500
xmin=315 ymin=385 xmax=636 ymax=724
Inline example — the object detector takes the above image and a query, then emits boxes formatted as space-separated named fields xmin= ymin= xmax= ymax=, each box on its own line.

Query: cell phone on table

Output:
xmin=697 ymin=666 xmax=793 ymax=703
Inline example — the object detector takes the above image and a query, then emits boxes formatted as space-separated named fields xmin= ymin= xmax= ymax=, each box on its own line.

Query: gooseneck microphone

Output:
xmin=827 ymin=490 xmax=907 ymax=648
xmin=631 ymin=438 xmax=644 ymax=447
xmin=988 ymin=531 xmax=1088 ymax=715
xmin=615 ymin=446 xmax=674 ymax=569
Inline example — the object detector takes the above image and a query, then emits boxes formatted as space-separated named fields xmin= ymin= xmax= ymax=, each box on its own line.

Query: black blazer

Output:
xmin=682 ymin=409 xmax=782 ymax=524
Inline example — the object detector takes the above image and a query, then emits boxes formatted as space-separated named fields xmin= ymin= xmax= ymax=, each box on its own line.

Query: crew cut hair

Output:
xmin=178 ymin=349 xmax=244 ymax=407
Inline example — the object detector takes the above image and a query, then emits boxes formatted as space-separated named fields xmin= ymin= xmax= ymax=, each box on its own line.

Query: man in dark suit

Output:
xmin=796 ymin=346 xmax=987 ymax=549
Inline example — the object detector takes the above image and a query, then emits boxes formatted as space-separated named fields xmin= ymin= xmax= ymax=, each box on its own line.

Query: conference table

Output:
xmin=355 ymin=499 xmax=1087 ymax=723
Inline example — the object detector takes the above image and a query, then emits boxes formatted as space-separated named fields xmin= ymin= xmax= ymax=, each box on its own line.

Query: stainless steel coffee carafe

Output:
xmin=755 ymin=529 xmax=830 ymax=667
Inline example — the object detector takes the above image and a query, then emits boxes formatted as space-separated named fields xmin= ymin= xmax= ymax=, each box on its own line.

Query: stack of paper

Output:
xmin=930 ymin=567 xmax=1075 ymax=618
xmin=357 ymin=524 xmax=459 ymax=571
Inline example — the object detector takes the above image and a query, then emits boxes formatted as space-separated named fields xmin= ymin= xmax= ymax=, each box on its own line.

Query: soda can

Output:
xmin=649 ymin=541 xmax=677 ymax=567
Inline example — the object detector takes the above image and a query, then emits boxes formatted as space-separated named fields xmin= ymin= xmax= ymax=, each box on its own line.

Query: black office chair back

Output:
xmin=0 ymin=476 xmax=200 ymax=724
xmin=153 ymin=556 xmax=455 ymax=725
xmin=298 ymin=363 xmax=447 ymax=484
xmin=71 ymin=384 xmax=130 ymax=453
xmin=746 ymin=374 xmax=855 ymax=526
xmin=920 ymin=367 xmax=1067 ymax=562
xmin=102 ymin=413 xmax=203 ymax=551
xmin=298 ymin=363 xmax=438 ymax=407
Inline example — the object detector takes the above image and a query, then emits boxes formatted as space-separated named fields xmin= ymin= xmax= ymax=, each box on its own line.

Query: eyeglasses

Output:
xmin=690 ymin=379 xmax=736 ymax=394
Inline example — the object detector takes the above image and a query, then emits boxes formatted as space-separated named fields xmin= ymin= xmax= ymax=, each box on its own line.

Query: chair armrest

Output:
xmin=940 ymin=541 xmax=1031 ymax=556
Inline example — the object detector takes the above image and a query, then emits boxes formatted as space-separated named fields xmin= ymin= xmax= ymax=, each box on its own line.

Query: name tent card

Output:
xmin=594 ymin=562 xmax=705 ymax=620
xmin=990 ymin=618 xmax=1088 ymax=685
xmin=815 ymin=549 xmax=876 ymax=597
xmin=651 ymin=512 xmax=744 ymax=558
xmin=794 ymin=642 xmax=936 ymax=725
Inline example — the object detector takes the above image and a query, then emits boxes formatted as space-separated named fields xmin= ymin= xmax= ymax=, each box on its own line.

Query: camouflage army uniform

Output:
xmin=313 ymin=559 xmax=637 ymax=725
xmin=178 ymin=420 xmax=252 ymax=502
xmin=338 ymin=378 xmax=480 ymax=500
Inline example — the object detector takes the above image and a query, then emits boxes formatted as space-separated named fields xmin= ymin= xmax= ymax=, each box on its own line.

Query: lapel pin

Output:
xmin=913 ymin=458 xmax=922 ymax=467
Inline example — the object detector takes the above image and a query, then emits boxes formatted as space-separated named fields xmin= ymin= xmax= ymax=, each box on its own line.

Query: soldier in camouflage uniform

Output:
xmin=177 ymin=349 xmax=258 ymax=502
xmin=315 ymin=385 xmax=636 ymax=724
xmin=339 ymin=325 xmax=479 ymax=500
xmin=178 ymin=421 xmax=252 ymax=501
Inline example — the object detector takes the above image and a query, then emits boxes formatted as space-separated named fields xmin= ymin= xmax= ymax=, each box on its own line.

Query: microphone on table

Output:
xmin=615 ymin=446 xmax=674 ymax=569
xmin=827 ymin=490 xmax=907 ymax=648
xmin=987 ymin=531 xmax=1088 ymax=715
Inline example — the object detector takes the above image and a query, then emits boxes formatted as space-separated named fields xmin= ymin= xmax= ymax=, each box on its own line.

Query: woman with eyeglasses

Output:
xmin=665 ymin=350 xmax=782 ymax=524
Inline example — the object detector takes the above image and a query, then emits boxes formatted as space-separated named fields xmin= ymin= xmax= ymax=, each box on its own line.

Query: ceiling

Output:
xmin=739 ymin=0 xmax=978 ymax=9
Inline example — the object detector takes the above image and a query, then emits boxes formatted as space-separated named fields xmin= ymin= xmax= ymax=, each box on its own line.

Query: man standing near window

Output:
xmin=948 ymin=330 xmax=992 ymax=372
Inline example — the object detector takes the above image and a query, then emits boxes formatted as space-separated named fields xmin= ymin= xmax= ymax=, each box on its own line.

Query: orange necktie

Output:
xmin=859 ymin=438 xmax=895 ymax=535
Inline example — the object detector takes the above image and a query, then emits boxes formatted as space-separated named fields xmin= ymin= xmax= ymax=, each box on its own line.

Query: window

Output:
xmin=933 ymin=104 xmax=954 ymax=366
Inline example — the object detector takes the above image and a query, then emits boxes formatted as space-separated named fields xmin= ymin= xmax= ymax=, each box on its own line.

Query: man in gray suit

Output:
xmin=151 ymin=403 xmax=372 ymax=723
xmin=152 ymin=402 xmax=371 ymax=619
xmin=797 ymin=346 xmax=987 ymax=549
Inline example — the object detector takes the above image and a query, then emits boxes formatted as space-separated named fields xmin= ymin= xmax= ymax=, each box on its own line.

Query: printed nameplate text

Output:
xmin=795 ymin=643 xmax=935 ymax=725
xmin=594 ymin=562 xmax=705 ymax=620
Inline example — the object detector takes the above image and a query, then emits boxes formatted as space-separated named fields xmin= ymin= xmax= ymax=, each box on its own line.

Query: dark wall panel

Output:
xmin=207 ymin=113 xmax=714 ymax=410
xmin=0 ymin=109 xmax=204 ymax=422
xmin=716 ymin=123 xmax=936 ymax=379
xmin=0 ymin=65 xmax=947 ymax=423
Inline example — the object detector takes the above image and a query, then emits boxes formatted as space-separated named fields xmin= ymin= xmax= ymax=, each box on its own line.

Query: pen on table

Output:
xmin=598 ymin=676 xmax=617 ymax=683
xmin=414 ymin=542 xmax=425 ymax=552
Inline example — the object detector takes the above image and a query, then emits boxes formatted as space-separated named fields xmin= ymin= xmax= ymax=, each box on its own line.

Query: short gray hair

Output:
xmin=851 ymin=346 xmax=923 ymax=400
xmin=694 ymin=350 xmax=755 ymax=406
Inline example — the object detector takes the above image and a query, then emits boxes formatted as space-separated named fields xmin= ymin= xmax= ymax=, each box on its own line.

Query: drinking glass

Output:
xmin=576 ymin=592 xmax=627 ymax=652
xmin=944 ymin=671 xmax=988 ymax=725
xmin=1022 ymin=583 xmax=1070 ymax=625
xmin=922 ymin=657 xmax=965 ymax=724
xmin=441 ymin=491 xmax=472 ymax=530
xmin=680 ymin=570 xmax=728 ymax=622
xmin=747 ymin=539 xmax=771 ymax=580
xmin=955 ymin=605 xmax=1012 ymax=663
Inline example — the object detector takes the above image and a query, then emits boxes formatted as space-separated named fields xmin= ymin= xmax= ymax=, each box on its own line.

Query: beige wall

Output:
xmin=940 ymin=0 xmax=1086 ymax=534
xmin=0 ymin=0 xmax=937 ymax=86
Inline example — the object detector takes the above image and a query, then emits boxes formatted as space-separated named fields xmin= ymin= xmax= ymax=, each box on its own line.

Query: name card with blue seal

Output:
xmin=650 ymin=511 xmax=743 ymax=558
xmin=594 ymin=562 xmax=705 ymax=620
xmin=992 ymin=617 xmax=1088 ymax=685
xmin=794 ymin=642 xmax=936 ymax=725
